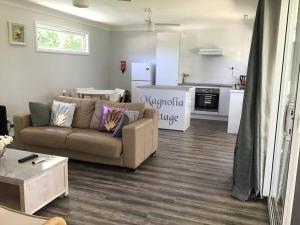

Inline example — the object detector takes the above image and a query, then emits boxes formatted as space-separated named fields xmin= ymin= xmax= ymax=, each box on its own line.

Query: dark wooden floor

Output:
xmin=37 ymin=119 xmax=269 ymax=225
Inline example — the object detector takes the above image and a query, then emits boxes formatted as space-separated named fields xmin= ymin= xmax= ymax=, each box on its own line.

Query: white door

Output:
xmin=132 ymin=63 xmax=152 ymax=81
xmin=131 ymin=81 xmax=151 ymax=103
xmin=156 ymin=32 xmax=180 ymax=86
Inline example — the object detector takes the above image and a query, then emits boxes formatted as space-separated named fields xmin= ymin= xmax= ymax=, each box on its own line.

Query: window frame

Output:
xmin=35 ymin=21 xmax=90 ymax=55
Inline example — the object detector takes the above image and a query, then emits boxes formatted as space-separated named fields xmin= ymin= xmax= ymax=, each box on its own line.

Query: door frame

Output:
xmin=282 ymin=60 xmax=300 ymax=225
xmin=282 ymin=7 xmax=300 ymax=224
xmin=263 ymin=0 xmax=298 ymax=197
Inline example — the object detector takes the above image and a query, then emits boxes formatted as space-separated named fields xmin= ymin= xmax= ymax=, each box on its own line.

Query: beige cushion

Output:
xmin=90 ymin=100 xmax=145 ymax=130
xmin=66 ymin=130 xmax=122 ymax=158
xmin=20 ymin=127 xmax=76 ymax=149
xmin=0 ymin=205 xmax=48 ymax=225
xmin=53 ymin=96 xmax=95 ymax=129
xmin=124 ymin=103 xmax=145 ymax=118
xmin=89 ymin=100 xmax=107 ymax=129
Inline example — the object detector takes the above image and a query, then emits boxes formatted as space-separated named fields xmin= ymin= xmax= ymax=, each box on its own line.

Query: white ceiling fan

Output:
xmin=73 ymin=0 xmax=132 ymax=8
xmin=144 ymin=8 xmax=180 ymax=32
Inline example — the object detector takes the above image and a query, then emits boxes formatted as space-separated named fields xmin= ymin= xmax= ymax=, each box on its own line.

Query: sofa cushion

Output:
xmin=20 ymin=127 xmax=76 ymax=149
xmin=89 ymin=100 xmax=107 ymax=130
xmin=66 ymin=130 xmax=122 ymax=158
xmin=90 ymin=100 xmax=145 ymax=130
xmin=112 ymin=111 xmax=140 ymax=137
xmin=98 ymin=105 xmax=125 ymax=133
xmin=29 ymin=102 xmax=51 ymax=127
xmin=107 ymin=102 xmax=145 ymax=119
xmin=50 ymin=101 xmax=76 ymax=128
xmin=53 ymin=96 xmax=95 ymax=129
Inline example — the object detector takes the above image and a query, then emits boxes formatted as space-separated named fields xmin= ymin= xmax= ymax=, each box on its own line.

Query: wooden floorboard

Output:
xmin=36 ymin=119 xmax=269 ymax=225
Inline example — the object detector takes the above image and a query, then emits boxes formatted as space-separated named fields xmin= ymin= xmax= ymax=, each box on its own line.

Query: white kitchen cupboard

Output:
xmin=190 ymin=87 xmax=196 ymax=113
xmin=219 ymin=87 xmax=231 ymax=116
xmin=156 ymin=32 xmax=181 ymax=86
xmin=227 ymin=90 xmax=245 ymax=134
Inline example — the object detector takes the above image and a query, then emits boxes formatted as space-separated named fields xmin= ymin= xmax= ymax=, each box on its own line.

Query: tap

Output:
xmin=182 ymin=73 xmax=190 ymax=84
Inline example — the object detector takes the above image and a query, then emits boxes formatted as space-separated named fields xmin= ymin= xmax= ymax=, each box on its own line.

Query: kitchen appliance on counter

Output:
xmin=195 ymin=88 xmax=220 ymax=112
xmin=131 ymin=63 xmax=155 ymax=103
xmin=234 ymin=75 xmax=247 ymax=90
xmin=240 ymin=75 xmax=247 ymax=85
xmin=182 ymin=73 xmax=190 ymax=84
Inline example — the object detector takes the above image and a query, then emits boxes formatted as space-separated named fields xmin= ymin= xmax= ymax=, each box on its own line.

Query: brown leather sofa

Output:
xmin=13 ymin=96 xmax=158 ymax=169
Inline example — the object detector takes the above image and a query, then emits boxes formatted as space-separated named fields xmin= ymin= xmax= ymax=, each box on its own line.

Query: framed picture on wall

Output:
xmin=8 ymin=22 xmax=26 ymax=45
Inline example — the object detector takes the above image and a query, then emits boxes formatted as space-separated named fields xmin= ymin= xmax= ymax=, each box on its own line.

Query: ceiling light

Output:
xmin=73 ymin=0 xmax=89 ymax=8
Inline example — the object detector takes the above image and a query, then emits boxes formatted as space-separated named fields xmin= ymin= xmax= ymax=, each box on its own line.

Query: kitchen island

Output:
xmin=137 ymin=85 xmax=192 ymax=131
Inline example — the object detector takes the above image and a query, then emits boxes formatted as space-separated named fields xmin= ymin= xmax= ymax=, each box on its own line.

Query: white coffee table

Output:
xmin=0 ymin=148 xmax=68 ymax=214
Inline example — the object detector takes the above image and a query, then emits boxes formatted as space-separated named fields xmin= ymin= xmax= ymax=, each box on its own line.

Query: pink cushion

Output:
xmin=98 ymin=105 xmax=125 ymax=133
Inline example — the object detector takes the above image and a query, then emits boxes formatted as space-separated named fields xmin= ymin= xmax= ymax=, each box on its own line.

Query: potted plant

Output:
xmin=0 ymin=136 xmax=13 ymax=159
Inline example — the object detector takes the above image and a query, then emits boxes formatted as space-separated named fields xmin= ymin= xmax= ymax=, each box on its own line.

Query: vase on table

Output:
xmin=0 ymin=135 xmax=13 ymax=159
xmin=0 ymin=147 xmax=6 ymax=159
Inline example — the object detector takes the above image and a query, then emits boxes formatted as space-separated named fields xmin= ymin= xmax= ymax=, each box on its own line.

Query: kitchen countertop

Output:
xmin=137 ymin=85 xmax=192 ymax=91
xmin=179 ymin=82 xmax=234 ymax=88
xmin=230 ymin=89 xmax=245 ymax=93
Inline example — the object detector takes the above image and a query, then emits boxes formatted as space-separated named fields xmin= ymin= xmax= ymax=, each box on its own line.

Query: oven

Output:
xmin=195 ymin=88 xmax=220 ymax=112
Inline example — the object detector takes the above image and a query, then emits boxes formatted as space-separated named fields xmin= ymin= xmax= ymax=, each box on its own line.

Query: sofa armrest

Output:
xmin=13 ymin=113 xmax=32 ymax=149
xmin=122 ymin=118 xmax=153 ymax=169
xmin=144 ymin=108 xmax=159 ymax=151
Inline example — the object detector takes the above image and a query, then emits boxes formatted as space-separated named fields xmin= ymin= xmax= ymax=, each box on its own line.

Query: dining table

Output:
xmin=76 ymin=89 xmax=115 ymax=99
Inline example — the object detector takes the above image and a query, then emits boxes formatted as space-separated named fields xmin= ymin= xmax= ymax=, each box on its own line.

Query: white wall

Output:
xmin=179 ymin=26 xmax=253 ymax=84
xmin=0 ymin=2 xmax=111 ymax=118
xmin=109 ymin=31 xmax=157 ymax=91
xmin=0 ymin=1 xmax=254 ymax=119
xmin=109 ymin=25 xmax=253 ymax=91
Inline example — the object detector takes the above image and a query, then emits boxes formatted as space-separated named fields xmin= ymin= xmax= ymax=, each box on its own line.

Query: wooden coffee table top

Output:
xmin=0 ymin=149 xmax=68 ymax=185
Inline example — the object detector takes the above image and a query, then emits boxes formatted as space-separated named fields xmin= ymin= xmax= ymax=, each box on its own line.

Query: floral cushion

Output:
xmin=98 ymin=105 xmax=125 ymax=133
xmin=50 ymin=101 xmax=76 ymax=128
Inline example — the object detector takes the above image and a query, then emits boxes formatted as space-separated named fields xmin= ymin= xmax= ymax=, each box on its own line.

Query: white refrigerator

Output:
xmin=131 ymin=63 xmax=154 ymax=103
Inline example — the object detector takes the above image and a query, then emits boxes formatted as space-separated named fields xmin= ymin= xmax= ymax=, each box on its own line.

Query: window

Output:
xmin=36 ymin=22 xmax=89 ymax=55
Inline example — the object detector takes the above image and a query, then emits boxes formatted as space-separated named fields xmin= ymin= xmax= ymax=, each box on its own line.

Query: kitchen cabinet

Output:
xmin=180 ymin=84 xmax=232 ymax=121
xmin=228 ymin=90 xmax=244 ymax=134
xmin=190 ymin=87 xmax=196 ymax=113
xmin=156 ymin=32 xmax=181 ymax=86
xmin=219 ymin=87 xmax=231 ymax=116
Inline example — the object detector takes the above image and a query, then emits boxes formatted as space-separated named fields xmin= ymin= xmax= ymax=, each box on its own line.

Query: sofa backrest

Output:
xmin=89 ymin=100 xmax=146 ymax=130
xmin=53 ymin=96 xmax=96 ymax=129
xmin=102 ymin=102 xmax=145 ymax=119
xmin=53 ymin=96 xmax=146 ymax=130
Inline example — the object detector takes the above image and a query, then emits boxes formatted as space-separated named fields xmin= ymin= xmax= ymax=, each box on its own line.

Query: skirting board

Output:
xmin=191 ymin=113 xmax=228 ymax=121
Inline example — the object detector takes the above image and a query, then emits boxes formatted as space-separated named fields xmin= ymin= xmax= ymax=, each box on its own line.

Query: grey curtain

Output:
xmin=232 ymin=0 xmax=264 ymax=201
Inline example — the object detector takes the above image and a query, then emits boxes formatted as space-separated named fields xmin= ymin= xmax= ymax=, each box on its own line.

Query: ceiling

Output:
xmin=25 ymin=0 xmax=258 ymax=29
